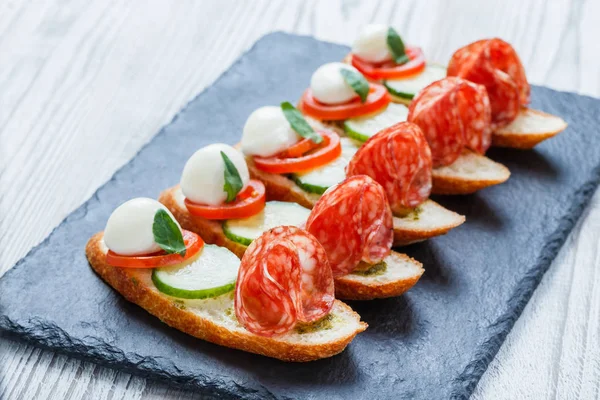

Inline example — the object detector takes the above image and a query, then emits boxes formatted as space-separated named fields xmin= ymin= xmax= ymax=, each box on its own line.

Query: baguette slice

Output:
xmin=245 ymin=158 xmax=465 ymax=246
xmin=335 ymin=252 xmax=424 ymax=300
xmin=431 ymin=150 xmax=511 ymax=195
xmin=307 ymin=109 xmax=510 ymax=195
xmin=159 ymin=186 xmax=425 ymax=299
xmin=492 ymin=108 xmax=568 ymax=149
xmin=86 ymin=233 xmax=366 ymax=362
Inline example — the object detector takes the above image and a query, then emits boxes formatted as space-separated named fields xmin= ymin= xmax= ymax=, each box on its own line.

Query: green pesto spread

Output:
xmin=405 ymin=206 xmax=423 ymax=221
xmin=173 ymin=299 xmax=186 ymax=310
xmin=295 ymin=313 xmax=338 ymax=334
xmin=352 ymin=261 xmax=388 ymax=277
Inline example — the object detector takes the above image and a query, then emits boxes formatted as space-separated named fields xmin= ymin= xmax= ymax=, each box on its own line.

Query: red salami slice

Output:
xmin=447 ymin=38 xmax=530 ymax=127
xmin=305 ymin=175 xmax=393 ymax=277
xmin=408 ymin=77 xmax=492 ymax=167
xmin=235 ymin=226 xmax=334 ymax=337
xmin=346 ymin=122 xmax=432 ymax=215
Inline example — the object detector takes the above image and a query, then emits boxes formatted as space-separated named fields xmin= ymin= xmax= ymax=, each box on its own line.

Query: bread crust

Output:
xmin=86 ymin=233 xmax=366 ymax=362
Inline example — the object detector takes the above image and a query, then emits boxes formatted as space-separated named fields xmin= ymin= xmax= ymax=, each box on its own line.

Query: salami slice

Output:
xmin=447 ymin=38 xmax=530 ymax=127
xmin=305 ymin=175 xmax=393 ymax=277
xmin=235 ymin=226 xmax=334 ymax=337
xmin=408 ymin=77 xmax=492 ymax=167
xmin=346 ymin=122 xmax=432 ymax=215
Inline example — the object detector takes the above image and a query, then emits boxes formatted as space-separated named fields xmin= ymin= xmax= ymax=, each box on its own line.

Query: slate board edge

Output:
xmin=0 ymin=322 xmax=273 ymax=400
xmin=449 ymin=159 xmax=600 ymax=399
xmin=1 ymin=31 xmax=598 ymax=400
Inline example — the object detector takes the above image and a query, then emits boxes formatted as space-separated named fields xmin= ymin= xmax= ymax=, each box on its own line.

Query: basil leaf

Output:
xmin=340 ymin=68 xmax=369 ymax=103
xmin=281 ymin=102 xmax=323 ymax=144
xmin=221 ymin=151 xmax=244 ymax=202
xmin=386 ymin=27 xmax=410 ymax=65
xmin=153 ymin=209 xmax=186 ymax=256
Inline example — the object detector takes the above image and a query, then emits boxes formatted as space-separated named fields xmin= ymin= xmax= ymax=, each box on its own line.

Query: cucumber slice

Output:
xmin=292 ymin=137 xmax=361 ymax=193
xmin=152 ymin=244 xmax=239 ymax=299
xmin=223 ymin=201 xmax=310 ymax=245
xmin=383 ymin=64 xmax=447 ymax=100
xmin=344 ymin=103 xmax=409 ymax=142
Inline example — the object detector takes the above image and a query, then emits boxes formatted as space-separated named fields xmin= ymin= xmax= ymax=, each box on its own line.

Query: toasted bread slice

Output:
xmin=86 ymin=233 xmax=366 ymax=362
xmin=335 ymin=252 xmax=424 ymax=300
xmin=244 ymin=157 xmax=464 ymax=245
xmin=159 ymin=186 xmax=425 ymax=299
xmin=492 ymin=108 xmax=567 ymax=149
xmin=392 ymin=199 xmax=466 ymax=245
xmin=310 ymin=111 xmax=510 ymax=196
xmin=431 ymin=150 xmax=511 ymax=195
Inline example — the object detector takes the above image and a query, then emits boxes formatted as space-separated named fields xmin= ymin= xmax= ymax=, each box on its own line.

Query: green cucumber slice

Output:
xmin=292 ymin=137 xmax=361 ymax=193
xmin=383 ymin=64 xmax=447 ymax=100
xmin=343 ymin=103 xmax=409 ymax=142
xmin=222 ymin=201 xmax=311 ymax=245
xmin=152 ymin=244 xmax=239 ymax=299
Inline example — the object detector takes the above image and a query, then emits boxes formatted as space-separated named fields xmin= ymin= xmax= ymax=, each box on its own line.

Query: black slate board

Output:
xmin=1 ymin=32 xmax=600 ymax=400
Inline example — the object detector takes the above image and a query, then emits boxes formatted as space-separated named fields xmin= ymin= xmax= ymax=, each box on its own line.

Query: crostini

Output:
xmin=159 ymin=145 xmax=424 ymax=300
xmin=299 ymin=61 xmax=508 ymax=195
xmin=86 ymin=198 xmax=365 ymax=361
xmin=344 ymin=25 xmax=567 ymax=149
xmin=407 ymin=76 xmax=510 ymax=194
xmin=305 ymin=175 xmax=424 ymax=300
xmin=238 ymin=104 xmax=464 ymax=245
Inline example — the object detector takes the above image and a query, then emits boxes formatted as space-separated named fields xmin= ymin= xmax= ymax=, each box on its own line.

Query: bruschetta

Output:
xmin=86 ymin=198 xmax=365 ymax=362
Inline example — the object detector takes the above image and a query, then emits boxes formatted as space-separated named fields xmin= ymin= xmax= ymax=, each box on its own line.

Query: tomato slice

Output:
xmin=276 ymin=137 xmax=321 ymax=158
xmin=185 ymin=180 xmax=266 ymax=220
xmin=253 ymin=130 xmax=342 ymax=174
xmin=106 ymin=230 xmax=204 ymax=268
xmin=300 ymin=84 xmax=391 ymax=121
xmin=351 ymin=46 xmax=426 ymax=80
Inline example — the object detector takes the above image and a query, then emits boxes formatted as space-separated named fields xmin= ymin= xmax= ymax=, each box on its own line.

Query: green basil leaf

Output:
xmin=281 ymin=102 xmax=323 ymax=144
xmin=221 ymin=151 xmax=244 ymax=203
xmin=386 ymin=27 xmax=410 ymax=65
xmin=153 ymin=209 xmax=186 ymax=256
xmin=340 ymin=68 xmax=369 ymax=103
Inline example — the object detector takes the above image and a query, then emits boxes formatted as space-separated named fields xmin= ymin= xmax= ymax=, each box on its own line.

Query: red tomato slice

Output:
xmin=106 ymin=230 xmax=204 ymax=268
xmin=276 ymin=137 xmax=321 ymax=158
xmin=351 ymin=47 xmax=426 ymax=80
xmin=185 ymin=180 xmax=266 ymax=220
xmin=253 ymin=130 xmax=342 ymax=174
xmin=300 ymin=84 xmax=390 ymax=121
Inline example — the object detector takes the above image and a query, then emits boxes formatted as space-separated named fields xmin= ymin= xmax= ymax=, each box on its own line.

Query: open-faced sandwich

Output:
xmin=344 ymin=25 xmax=567 ymax=149
xmin=299 ymin=59 xmax=509 ymax=195
xmin=305 ymin=175 xmax=424 ymax=300
xmin=159 ymin=145 xmax=424 ymax=300
xmin=86 ymin=197 xmax=365 ymax=361
xmin=447 ymin=38 xmax=567 ymax=148
xmin=238 ymin=104 xmax=465 ymax=245
xmin=407 ymin=76 xmax=510 ymax=194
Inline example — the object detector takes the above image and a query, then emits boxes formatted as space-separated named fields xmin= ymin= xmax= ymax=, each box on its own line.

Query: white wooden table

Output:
xmin=1 ymin=0 xmax=599 ymax=398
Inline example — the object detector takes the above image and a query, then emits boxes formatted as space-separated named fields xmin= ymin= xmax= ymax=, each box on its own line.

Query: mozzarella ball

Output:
xmin=180 ymin=143 xmax=250 ymax=206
